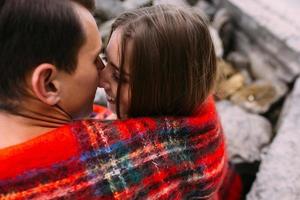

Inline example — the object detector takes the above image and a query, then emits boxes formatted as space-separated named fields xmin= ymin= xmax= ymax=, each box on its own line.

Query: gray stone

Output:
xmin=216 ymin=73 xmax=245 ymax=99
xmin=217 ymin=101 xmax=272 ymax=163
xmin=95 ymin=0 xmax=125 ymax=21
xmin=235 ymin=31 xmax=294 ymax=83
xmin=227 ymin=51 xmax=250 ymax=72
xmin=209 ymin=26 xmax=224 ymax=58
xmin=94 ymin=88 xmax=107 ymax=106
xmin=212 ymin=8 xmax=230 ymax=32
xmin=99 ymin=19 xmax=114 ymax=43
xmin=224 ymin=0 xmax=300 ymax=83
xmin=212 ymin=8 xmax=235 ymax=55
xmin=123 ymin=0 xmax=153 ymax=10
xmin=227 ymin=51 xmax=252 ymax=84
xmin=186 ymin=0 xmax=199 ymax=6
xmin=247 ymin=77 xmax=300 ymax=200
xmin=230 ymin=80 xmax=288 ymax=114
xmin=247 ymin=47 xmax=281 ymax=82
xmin=193 ymin=0 xmax=216 ymax=20
xmin=211 ymin=0 xmax=224 ymax=7
xmin=217 ymin=59 xmax=236 ymax=79
xmin=153 ymin=0 xmax=189 ymax=7
xmin=216 ymin=59 xmax=253 ymax=100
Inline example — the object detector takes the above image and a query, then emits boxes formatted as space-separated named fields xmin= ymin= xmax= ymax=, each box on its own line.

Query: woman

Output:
xmin=98 ymin=5 xmax=241 ymax=200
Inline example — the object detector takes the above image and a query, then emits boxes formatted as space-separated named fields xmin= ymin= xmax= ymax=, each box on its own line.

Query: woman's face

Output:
xmin=99 ymin=28 xmax=131 ymax=118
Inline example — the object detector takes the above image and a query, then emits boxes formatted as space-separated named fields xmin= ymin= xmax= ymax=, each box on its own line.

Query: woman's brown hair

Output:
xmin=110 ymin=5 xmax=217 ymax=118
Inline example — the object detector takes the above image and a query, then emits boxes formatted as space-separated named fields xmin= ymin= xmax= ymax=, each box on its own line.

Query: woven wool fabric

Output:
xmin=0 ymin=98 xmax=227 ymax=200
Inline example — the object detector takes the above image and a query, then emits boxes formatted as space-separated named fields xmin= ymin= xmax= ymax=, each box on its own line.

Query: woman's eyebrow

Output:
xmin=104 ymin=49 xmax=130 ymax=77
xmin=104 ymin=49 xmax=120 ymax=71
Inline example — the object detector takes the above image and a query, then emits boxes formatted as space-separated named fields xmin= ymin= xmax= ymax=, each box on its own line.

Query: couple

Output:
xmin=0 ymin=0 xmax=240 ymax=199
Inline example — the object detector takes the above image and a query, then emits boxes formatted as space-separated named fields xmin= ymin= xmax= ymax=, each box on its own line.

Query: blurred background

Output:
xmin=93 ymin=0 xmax=300 ymax=199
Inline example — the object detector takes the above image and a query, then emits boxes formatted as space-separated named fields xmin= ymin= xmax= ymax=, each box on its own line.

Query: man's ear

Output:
xmin=31 ymin=64 xmax=61 ymax=106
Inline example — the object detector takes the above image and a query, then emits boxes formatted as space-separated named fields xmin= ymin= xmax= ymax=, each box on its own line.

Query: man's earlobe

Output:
xmin=31 ymin=64 xmax=61 ymax=105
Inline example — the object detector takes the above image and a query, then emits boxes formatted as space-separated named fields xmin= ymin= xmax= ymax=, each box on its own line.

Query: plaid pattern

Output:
xmin=0 ymin=98 xmax=227 ymax=200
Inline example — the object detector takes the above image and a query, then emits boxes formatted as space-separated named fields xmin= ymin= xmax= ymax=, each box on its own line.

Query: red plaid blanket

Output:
xmin=0 ymin=98 xmax=229 ymax=199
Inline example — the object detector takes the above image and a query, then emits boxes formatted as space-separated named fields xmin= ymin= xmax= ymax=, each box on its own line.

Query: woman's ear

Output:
xmin=31 ymin=64 xmax=61 ymax=105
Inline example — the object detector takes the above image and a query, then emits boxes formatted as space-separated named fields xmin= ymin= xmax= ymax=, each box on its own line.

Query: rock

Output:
xmin=247 ymin=77 xmax=300 ymax=200
xmin=217 ymin=73 xmax=245 ymax=99
xmin=210 ymin=0 xmax=224 ymax=7
xmin=217 ymin=59 xmax=236 ymax=78
xmin=234 ymin=31 xmax=295 ymax=83
xmin=94 ymin=0 xmax=125 ymax=21
xmin=219 ymin=22 xmax=235 ymax=56
xmin=212 ymin=8 xmax=235 ymax=55
xmin=248 ymin=47 xmax=281 ymax=82
xmin=153 ymin=0 xmax=189 ymax=7
xmin=99 ymin=19 xmax=114 ymax=43
xmin=227 ymin=51 xmax=252 ymax=84
xmin=224 ymin=0 xmax=300 ymax=83
xmin=239 ymin=70 xmax=252 ymax=85
xmin=193 ymin=0 xmax=217 ymax=20
xmin=94 ymin=88 xmax=107 ymax=106
xmin=230 ymin=80 xmax=288 ymax=114
xmin=216 ymin=59 xmax=248 ymax=100
xmin=227 ymin=51 xmax=250 ymax=71
xmin=123 ymin=0 xmax=153 ymax=10
xmin=217 ymin=101 xmax=272 ymax=163
xmin=209 ymin=26 xmax=224 ymax=58
xmin=212 ymin=8 xmax=230 ymax=31
xmin=186 ymin=0 xmax=199 ymax=6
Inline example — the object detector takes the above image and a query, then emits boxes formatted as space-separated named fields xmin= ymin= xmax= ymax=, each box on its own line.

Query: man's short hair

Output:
xmin=72 ymin=0 xmax=95 ymax=11
xmin=0 ymin=0 xmax=94 ymax=112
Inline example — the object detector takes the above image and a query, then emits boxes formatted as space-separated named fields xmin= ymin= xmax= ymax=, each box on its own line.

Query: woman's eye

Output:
xmin=112 ymin=72 xmax=120 ymax=81
xmin=112 ymin=72 xmax=129 ymax=83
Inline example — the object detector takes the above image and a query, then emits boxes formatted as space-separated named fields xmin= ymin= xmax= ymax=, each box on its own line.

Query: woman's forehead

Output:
xmin=106 ymin=29 xmax=122 ymax=65
xmin=107 ymin=29 xmax=132 ymax=75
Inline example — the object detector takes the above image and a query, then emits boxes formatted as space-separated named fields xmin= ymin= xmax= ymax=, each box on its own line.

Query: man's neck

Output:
xmin=0 ymin=113 xmax=53 ymax=149
xmin=0 ymin=100 xmax=72 ymax=149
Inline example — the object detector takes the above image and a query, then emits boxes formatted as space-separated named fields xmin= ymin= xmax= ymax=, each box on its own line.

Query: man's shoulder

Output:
xmin=0 ymin=123 xmax=82 ymax=180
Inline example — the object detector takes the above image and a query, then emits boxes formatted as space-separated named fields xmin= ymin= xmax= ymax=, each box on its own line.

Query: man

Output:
xmin=0 ymin=0 xmax=103 ymax=148
xmin=0 ymin=0 xmax=232 ymax=199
